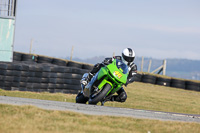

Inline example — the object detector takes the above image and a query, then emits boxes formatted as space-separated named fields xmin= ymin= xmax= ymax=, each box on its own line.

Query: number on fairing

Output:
xmin=113 ymin=71 xmax=122 ymax=79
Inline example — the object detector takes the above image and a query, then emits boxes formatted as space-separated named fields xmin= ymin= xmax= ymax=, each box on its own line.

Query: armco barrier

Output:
xmin=0 ymin=51 xmax=199 ymax=94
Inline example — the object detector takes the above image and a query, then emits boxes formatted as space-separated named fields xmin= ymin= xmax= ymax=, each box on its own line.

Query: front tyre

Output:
xmin=76 ymin=92 xmax=89 ymax=104
xmin=88 ymin=83 xmax=111 ymax=105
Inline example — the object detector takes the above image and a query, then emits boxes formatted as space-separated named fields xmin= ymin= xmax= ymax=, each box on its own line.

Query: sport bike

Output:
xmin=76 ymin=59 xmax=129 ymax=105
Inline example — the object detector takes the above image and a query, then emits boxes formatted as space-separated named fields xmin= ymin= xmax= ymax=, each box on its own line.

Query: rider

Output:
xmin=80 ymin=48 xmax=137 ymax=103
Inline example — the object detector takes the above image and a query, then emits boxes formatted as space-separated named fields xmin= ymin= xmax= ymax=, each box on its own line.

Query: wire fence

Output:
xmin=0 ymin=0 xmax=16 ymax=17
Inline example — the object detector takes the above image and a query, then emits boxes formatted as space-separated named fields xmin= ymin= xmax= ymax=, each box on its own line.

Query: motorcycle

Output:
xmin=76 ymin=59 xmax=129 ymax=105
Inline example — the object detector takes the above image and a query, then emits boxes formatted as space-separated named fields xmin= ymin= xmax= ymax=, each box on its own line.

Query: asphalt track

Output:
xmin=0 ymin=96 xmax=200 ymax=123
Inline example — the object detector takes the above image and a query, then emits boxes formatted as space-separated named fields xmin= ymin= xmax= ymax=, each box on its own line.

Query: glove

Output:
xmin=81 ymin=80 xmax=88 ymax=86
xmin=80 ymin=77 xmax=89 ymax=86
xmin=103 ymin=58 xmax=113 ymax=65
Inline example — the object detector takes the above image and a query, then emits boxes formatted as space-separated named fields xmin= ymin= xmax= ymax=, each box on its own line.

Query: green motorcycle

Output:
xmin=76 ymin=59 xmax=129 ymax=105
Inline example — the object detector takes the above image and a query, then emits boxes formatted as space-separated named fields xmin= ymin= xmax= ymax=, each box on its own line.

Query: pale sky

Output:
xmin=14 ymin=0 xmax=200 ymax=60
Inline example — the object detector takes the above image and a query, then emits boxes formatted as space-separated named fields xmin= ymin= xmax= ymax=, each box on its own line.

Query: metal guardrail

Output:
xmin=0 ymin=0 xmax=16 ymax=17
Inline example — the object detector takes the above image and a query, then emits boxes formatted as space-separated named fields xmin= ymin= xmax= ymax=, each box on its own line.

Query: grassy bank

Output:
xmin=0 ymin=104 xmax=200 ymax=133
xmin=107 ymin=82 xmax=200 ymax=114
xmin=0 ymin=82 xmax=200 ymax=114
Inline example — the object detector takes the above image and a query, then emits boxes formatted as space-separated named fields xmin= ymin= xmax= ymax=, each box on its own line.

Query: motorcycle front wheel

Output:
xmin=88 ymin=83 xmax=111 ymax=105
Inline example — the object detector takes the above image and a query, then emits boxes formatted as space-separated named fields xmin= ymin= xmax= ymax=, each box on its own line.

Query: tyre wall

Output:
xmin=0 ymin=52 xmax=92 ymax=94
xmin=0 ymin=51 xmax=199 ymax=94
xmin=135 ymin=73 xmax=199 ymax=91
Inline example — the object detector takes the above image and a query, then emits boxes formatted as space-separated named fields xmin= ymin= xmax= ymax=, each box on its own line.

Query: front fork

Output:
xmin=101 ymin=93 xmax=113 ymax=106
xmin=82 ymin=72 xmax=99 ymax=98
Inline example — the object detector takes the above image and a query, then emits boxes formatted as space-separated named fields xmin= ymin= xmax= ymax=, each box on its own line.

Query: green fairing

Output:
xmin=97 ymin=67 xmax=108 ymax=80
xmin=98 ymin=79 xmax=113 ymax=93
xmin=97 ymin=59 xmax=128 ymax=95
xmin=107 ymin=60 xmax=128 ymax=84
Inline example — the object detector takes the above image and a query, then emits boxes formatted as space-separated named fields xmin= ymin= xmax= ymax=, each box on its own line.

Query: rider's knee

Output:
xmin=113 ymin=91 xmax=127 ymax=102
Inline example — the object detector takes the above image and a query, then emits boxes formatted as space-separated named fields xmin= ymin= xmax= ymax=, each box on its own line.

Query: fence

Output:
xmin=140 ymin=56 xmax=167 ymax=75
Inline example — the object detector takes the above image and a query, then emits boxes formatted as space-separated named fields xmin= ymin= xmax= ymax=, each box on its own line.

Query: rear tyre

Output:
xmin=76 ymin=92 xmax=89 ymax=104
xmin=88 ymin=83 xmax=111 ymax=105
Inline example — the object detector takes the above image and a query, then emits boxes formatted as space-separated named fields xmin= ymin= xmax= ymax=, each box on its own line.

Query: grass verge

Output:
xmin=107 ymin=82 xmax=200 ymax=114
xmin=0 ymin=104 xmax=200 ymax=133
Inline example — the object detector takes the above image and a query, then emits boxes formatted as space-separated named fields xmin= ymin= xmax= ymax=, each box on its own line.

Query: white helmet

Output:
xmin=122 ymin=48 xmax=135 ymax=66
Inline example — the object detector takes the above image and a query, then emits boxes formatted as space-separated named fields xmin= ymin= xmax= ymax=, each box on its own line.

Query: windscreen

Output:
xmin=116 ymin=59 xmax=128 ymax=74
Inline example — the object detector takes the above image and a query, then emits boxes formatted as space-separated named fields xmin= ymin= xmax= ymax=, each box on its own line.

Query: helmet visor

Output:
xmin=122 ymin=53 xmax=135 ymax=62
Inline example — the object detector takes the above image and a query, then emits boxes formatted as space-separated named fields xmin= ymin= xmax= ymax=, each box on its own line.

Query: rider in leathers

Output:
xmin=78 ymin=48 xmax=137 ymax=103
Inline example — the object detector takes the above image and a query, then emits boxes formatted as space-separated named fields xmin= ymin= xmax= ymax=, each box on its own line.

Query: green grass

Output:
xmin=107 ymin=82 xmax=200 ymax=114
xmin=1 ymin=82 xmax=200 ymax=114
xmin=0 ymin=89 xmax=75 ymax=103
xmin=0 ymin=104 xmax=200 ymax=133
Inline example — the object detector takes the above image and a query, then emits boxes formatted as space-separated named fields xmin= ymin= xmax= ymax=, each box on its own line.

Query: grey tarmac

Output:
xmin=0 ymin=96 xmax=200 ymax=123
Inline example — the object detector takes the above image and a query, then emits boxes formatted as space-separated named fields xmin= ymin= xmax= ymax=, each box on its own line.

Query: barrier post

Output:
xmin=141 ymin=56 xmax=144 ymax=72
xmin=70 ymin=46 xmax=74 ymax=61
xmin=163 ymin=60 xmax=167 ymax=75
xmin=29 ymin=39 xmax=33 ymax=54
xmin=148 ymin=59 xmax=152 ymax=73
